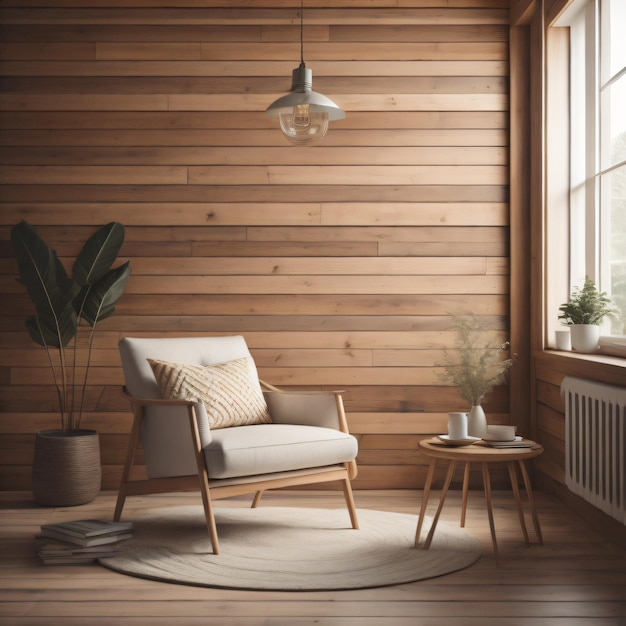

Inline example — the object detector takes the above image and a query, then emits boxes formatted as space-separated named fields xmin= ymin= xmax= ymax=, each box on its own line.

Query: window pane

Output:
xmin=562 ymin=0 xmax=626 ymax=339
xmin=601 ymin=74 xmax=626 ymax=168
xmin=601 ymin=164 xmax=626 ymax=334
xmin=606 ymin=0 xmax=626 ymax=77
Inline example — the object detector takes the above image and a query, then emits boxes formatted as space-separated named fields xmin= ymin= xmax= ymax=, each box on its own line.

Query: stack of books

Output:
xmin=37 ymin=519 xmax=133 ymax=564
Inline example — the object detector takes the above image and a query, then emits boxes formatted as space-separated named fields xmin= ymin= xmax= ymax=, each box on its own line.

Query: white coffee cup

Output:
xmin=484 ymin=424 xmax=517 ymax=441
xmin=447 ymin=412 xmax=468 ymax=440
xmin=555 ymin=329 xmax=571 ymax=351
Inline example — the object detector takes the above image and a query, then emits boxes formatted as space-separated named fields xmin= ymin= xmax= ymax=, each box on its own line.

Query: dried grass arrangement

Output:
xmin=438 ymin=314 xmax=515 ymax=406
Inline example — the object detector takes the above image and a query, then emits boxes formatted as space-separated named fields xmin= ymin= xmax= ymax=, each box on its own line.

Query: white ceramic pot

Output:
xmin=570 ymin=324 xmax=600 ymax=353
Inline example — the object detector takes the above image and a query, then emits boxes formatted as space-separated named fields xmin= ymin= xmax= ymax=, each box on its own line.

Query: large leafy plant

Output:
xmin=558 ymin=276 xmax=619 ymax=326
xmin=437 ymin=314 xmax=515 ymax=406
xmin=11 ymin=221 xmax=131 ymax=431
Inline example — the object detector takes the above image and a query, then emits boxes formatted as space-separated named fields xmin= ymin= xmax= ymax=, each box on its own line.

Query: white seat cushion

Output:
xmin=204 ymin=423 xmax=358 ymax=479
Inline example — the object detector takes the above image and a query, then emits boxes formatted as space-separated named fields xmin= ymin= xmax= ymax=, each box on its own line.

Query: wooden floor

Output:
xmin=1 ymin=488 xmax=626 ymax=626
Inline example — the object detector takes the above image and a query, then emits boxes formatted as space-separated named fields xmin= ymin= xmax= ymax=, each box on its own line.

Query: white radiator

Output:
xmin=561 ymin=377 xmax=626 ymax=525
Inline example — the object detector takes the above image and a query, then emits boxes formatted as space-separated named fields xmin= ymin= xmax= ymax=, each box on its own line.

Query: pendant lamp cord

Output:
xmin=299 ymin=0 xmax=305 ymax=68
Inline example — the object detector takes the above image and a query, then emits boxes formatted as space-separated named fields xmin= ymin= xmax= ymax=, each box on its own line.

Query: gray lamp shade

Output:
xmin=266 ymin=65 xmax=345 ymax=145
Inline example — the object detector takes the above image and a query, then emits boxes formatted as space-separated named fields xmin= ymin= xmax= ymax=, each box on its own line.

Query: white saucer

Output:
xmin=436 ymin=435 xmax=481 ymax=446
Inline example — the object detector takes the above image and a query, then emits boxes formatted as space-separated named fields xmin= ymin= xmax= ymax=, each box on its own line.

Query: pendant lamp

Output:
xmin=265 ymin=0 xmax=345 ymax=145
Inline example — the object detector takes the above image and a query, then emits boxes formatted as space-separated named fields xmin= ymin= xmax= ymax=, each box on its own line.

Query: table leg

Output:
xmin=507 ymin=462 xmax=530 ymax=545
xmin=461 ymin=462 xmax=470 ymax=527
xmin=415 ymin=458 xmax=436 ymax=545
xmin=423 ymin=460 xmax=457 ymax=549
xmin=518 ymin=459 xmax=543 ymax=545
xmin=481 ymin=462 xmax=499 ymax=559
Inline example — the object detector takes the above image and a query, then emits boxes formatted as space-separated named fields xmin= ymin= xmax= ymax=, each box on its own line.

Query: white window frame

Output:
xmin=553 ymin=0 xmax=626 ymax=355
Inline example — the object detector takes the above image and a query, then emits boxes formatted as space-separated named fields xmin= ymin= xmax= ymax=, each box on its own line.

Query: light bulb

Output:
xmin=279 ymin=106 xmax=329 ymax=145
xmin=293 ymin=104 xmax=311 ymax=127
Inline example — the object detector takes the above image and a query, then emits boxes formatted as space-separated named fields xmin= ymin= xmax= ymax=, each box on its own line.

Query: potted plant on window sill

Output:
xmin=11 ymin=221 xmax=131 ymax=506
xmin=437 ymin=314 xmax=515 ymax=438
xmin=558 ymin=277 xmax=619 ymax=353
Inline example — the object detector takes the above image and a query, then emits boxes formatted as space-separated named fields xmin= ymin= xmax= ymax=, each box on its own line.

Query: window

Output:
xmin=562 ymin=0 xmax=626 ymax=340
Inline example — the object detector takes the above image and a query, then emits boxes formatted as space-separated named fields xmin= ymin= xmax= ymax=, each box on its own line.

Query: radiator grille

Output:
xmin=561 ymin=377 xmax=626 ymax=525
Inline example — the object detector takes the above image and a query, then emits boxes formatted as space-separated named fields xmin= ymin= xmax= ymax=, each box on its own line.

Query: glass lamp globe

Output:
xmin=279 ymin=105 xmax=330 ymax=145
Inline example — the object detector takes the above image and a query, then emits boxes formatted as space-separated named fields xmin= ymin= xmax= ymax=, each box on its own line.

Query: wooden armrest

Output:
xmin=122 ymin=386 xmax=197 ymax=408
xmin=259 ymin=380 xmax=346 ymax=395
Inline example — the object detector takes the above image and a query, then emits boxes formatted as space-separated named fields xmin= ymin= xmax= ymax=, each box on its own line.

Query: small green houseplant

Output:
xmin=558 ymin=277 xmax=618 ymax=352
xmin=11 ymin=220 xmax=131 ymax=505
xmin=438 ymin=314 xmax=515 ymax=437
xmin=558 ymin=276 xmax=618 ymax=326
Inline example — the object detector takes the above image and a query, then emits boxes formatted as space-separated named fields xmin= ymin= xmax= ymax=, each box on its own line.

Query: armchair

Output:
xmin=114 ymin=335 xmax=359 ymax=554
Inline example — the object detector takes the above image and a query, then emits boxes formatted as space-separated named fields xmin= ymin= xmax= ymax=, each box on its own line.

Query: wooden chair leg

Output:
xmin=113 ymin=488 xmax=127 ymax=523
xmin=342 ymin=477 xmax=359 ymax=529
xmin=113 ymin=407 xmax=143 ymax=522
xmin=251 ymin=491 xmax=264 ymax=508
xmin=188 ymin=405 xmax=220 ymax=554
xmin=198 ymin=472 xmax=219 ymax=555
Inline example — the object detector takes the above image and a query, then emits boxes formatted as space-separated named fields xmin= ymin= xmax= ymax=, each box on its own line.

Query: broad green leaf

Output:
xmin=11 ymin=221 xmax=78 ymax=348
xmin=11 ymin=221 xmax=63 ymax=310
xmin=27 ymin=301 xmax=77 ymax=348
xmin=79 ymin=261 xmax=131 ymax=326
xmin=73 ymin=222 xmax=125 ymax=287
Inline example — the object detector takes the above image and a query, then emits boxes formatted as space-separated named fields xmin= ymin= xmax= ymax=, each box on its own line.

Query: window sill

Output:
xmin=534 ymin=349 xmax=625 ymax=388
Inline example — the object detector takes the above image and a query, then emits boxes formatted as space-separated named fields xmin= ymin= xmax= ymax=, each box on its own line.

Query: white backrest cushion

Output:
xmin=119 ymin=335 xmax=254 ymax=398
xmin=119 ymin=335 xmax=257 ymax=478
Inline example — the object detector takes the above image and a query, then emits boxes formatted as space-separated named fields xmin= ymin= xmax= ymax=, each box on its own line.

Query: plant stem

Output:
xmin=37 ymin=318 xmax=67 ymax=430
xmin=77 ymin=323 xmax=98 ymax=430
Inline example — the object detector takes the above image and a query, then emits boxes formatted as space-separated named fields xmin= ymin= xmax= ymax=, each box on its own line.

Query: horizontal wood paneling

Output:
xmin=0 ymin=146 xmax=508 ymax=165
xmin=0 ymin=202 xmax=508 ymax=225
xmin=0 ymin=0 xmax=512 ymax=493
xmin=0 ymin=6 xmax=511 ymax=27
xmin=0 ymin=111 xmax=508 ymax=129
xmin=0 ymin=61 xmax=509 ymax=79
xmin=0 ymin=128 xmax=509 ymax=146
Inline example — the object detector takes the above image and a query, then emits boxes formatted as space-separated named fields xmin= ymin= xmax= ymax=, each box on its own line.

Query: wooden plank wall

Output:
xmin=0 ymin=0 xmax=512 ymax=492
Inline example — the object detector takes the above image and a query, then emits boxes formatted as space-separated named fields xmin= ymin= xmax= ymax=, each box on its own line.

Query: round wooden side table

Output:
xmin=415 ymin=437 xmax=544 ymax=559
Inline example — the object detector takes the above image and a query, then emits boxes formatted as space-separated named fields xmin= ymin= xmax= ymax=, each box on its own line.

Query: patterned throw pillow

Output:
xmin=147 ymin=357 xmax=272 ymax=429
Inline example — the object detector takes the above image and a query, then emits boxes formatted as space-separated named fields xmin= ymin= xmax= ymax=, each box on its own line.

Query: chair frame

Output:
xmin=113 ymin=383 xmax=359 ymax=554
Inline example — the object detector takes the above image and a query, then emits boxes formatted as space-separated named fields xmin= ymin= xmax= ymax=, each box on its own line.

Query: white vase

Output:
xmin=570 ymin=324 xmax=600 ymax=353
xmin=467 ymin=405 xmax=487 ymax=438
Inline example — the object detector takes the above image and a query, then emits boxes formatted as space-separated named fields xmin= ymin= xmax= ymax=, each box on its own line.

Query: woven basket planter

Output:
xmin=32 ymin=429 xmax=101 ymax=506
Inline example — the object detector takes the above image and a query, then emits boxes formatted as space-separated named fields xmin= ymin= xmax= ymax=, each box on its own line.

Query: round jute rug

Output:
xmin=100 ymin=506 xmax=481 ymax=591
